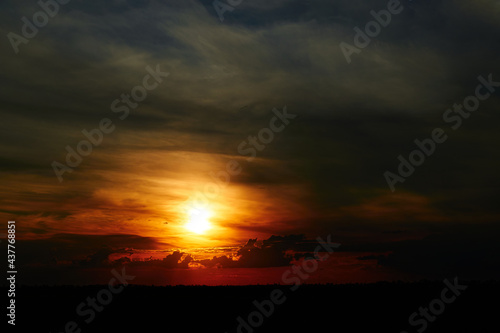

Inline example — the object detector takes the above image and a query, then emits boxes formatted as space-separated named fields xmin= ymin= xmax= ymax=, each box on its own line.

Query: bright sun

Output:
xmin=185 ymin=206 xmax=212 ymax=234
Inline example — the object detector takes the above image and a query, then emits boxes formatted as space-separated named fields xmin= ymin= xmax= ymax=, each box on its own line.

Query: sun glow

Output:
xmin=185 ymin=206 xmax=212 ymax=234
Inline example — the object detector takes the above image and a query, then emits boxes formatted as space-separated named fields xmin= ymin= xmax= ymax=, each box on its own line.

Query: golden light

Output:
xmin=184 ymin=206 xmax=212 ymax=234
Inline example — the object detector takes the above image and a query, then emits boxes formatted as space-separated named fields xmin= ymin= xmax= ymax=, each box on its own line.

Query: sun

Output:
xmin=184 ymin=206 xmax=212 ymax=234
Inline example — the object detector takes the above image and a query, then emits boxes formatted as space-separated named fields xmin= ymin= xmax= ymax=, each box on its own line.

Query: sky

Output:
xmin=1 ymin=0 xmax=499 ymax=285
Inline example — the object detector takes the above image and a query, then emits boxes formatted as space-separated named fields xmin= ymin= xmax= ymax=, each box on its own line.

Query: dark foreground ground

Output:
xmin=3 ymin=280 xmax=499 ymax=333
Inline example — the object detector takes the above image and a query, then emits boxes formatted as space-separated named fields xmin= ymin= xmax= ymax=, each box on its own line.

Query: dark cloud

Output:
xmin=28 ymin=220 xmax=52 ymax=235
xmin=16 ymin=233 xmax=170 ymax=267
xmin=376 ymin=225 xmax=500 ymax=280
xmin=199 ymin=234 xmax=327 ymax=268
xmin=77 ymin=247 xmax=131 ymax=267
xmin=17 ymin=233 xmax=324 ymax=271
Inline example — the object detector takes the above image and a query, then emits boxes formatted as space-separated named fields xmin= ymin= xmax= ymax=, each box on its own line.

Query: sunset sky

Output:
xmin=1 ymin=0 xmax=499 ymax=285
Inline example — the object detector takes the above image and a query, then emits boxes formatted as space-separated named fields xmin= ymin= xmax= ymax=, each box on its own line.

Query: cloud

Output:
xmin=16 ymin=233 xmax=170 ymax=267
xmin=358 ymin=224 xmax=500 ymax=280
xmin=199 ymin=234 xmax=325 ymax=268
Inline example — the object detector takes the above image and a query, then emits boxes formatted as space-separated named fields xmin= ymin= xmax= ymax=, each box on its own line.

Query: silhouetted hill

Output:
xmin=3 ymin=281 xmax=498 ymax=332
